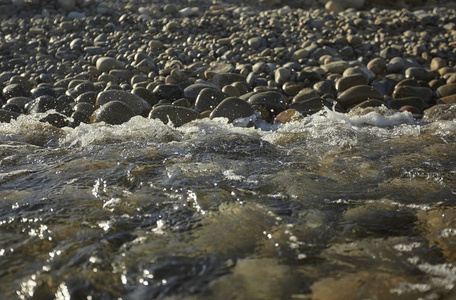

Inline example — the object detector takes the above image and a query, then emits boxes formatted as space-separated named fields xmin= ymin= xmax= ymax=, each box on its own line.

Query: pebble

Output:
xmin=153 ymin=84 xmax=184 ymax=102
xmin=91 ymin=101 xmax=135 ymax=125
xmin=194 ymin=88 xmax=227 ymax=113
xmin=209 ymin=97 xmax=255 ymax=123
xmin=336 ymin=74 xmax=367 ymax=93
xmin=148 ymin=105 xmax=201 ymax=127
xmin=436 ymin=84 xmax=456 ymax=97
xmin=289 ymin=97 xmax=338 ymax=116
xmin=0 ymin=109 xmax=20 ymax=123
xmin=438 ymin=94 xmax=456 ymax=105
xmin=392 ymin=86 xmax=434 ymax=104
xmin=247 ymin=91 xmax=287 ymax=116
xmin=96 ymin=57 xmax=125 ymax=73
xmin=274 ymin=109 xmax=302 ymax=123
xmin=388 ymin=97 xmax=425 ymax=112
xmin=322 ymin=61 xmax=349 ymax=74
xmin=337 ymin=85 xmax=383 ymax=109
xmin=96 ymin=90 xmax=151 ymax=116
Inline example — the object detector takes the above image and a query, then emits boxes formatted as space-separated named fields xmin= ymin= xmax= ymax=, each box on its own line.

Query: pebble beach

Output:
xmin=1 ymin=0 xmax=456 ymax=299
xmin=1 ymin=0 xmax=456 ymax=126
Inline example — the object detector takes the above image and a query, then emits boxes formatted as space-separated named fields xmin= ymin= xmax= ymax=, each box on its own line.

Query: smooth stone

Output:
xmin=283 ymin=84 xmax=304 ymax=97
xmin=337 ymin=85 xmax=383 ymax=110
xmin=132 ymin=87 xmax=159 ymax=106
xmin=313 ymin=81 xmax=334 ymax=96
xmin=222 ymin=85 xmax=240 ymax=97
xmin=292 ymin=89 xmax=318 ymax=103
xmin=179 ymin=7 xmax=199 ymax=17
xmin=183 ymin=83 xmax=218 ymax=100
xmin=388 ymin=97 xmax=425 ymax=112
xmin=438 ymin=94 xmax=456 ymax=105
xmin=367 ymin=57 xmax=386 ymax=75
xmin=148 ymin=105 xmax=201 ymax=127
xmin=292 ymin=49 xmax=310 ymax=60
xmin=70 ymin=110 xmax=90 ymax=127
xmin=58 ymin=0 xmax=75 ymax=11
xmin=27 ymin=96 xmax=72 ymax=116
xmin=289 ymin=97 xmax=340 ymax=116
xmin=153 ymin=84 xmax=184 ymax=101
xmin=3 ymin=84 xmax=28 ymax=99
xmin=346 ymin=35 xmax=362 ymax=45
xmin=335 ymin=74 xmax=367 ymax=93
xmin=275 ymin=67 xmax=291 ymax=85
xmin=274 ymin=109 xmax=302 ymax=123
xmin=437 ymin=83 xmax=456 ymax=97
xmin=91 ymin=101 xmax=135 ymax=125
xmin=172 ymin=98 xmax=191 ymax=108
xmin=6 ymin=96 xmax=32 ymax=109
xmin=325 ymin=1 xmax=344 ymax=13
xmin=209 ymin=97 xmax=255 ymax=123
xmin=405 ymin=67 xmax=430 ymax=81
xmin=248 ymin=37 xmax=263 ymax=50
xmin=30 ymin=86 xmax=57 ymax=99
xmin=75 ymin=91 xmax=97 ymax=104
xmin=96 ymin=90 xmax=151 ymax=116
xmin=386 ymin=57 xmax=405 ymax=73
xmin=210 ymin=73 xmax=246 ymax=88
xmin=0 ymin=109 xmax=20 ymax=122
xmin=399 ymin=105 xmax=421 ymax=115
xmin=195 ymin=88 xmax=227 ymax=112
xmin=321 ymin=61 xmax=349 ymax=74
xmin=392 ymin=86 xmax=434 ymax=104
xmin=74 ymin=102 xmax=95 ymax=115
xmin=96 ymin=57 xmax=125 ymax=73
xmin=430 ymin=57 xmax=447 ymax=71
xmin=423 ymin=104 xmax=456 ymax=122
xmin=352 ymin=99 xmax=388 ymax=110
xmin=2 ymin=103 xmax=22 ymax=113
xmin=40 ymin=113 xmax=68 ymax=128
xmin=67 ymin=11 xmax=86 ymax=19
xmin=370 ymin=80 xmax=394 ymax=96
xmin=247 ymin=91 xmax=287 ymax=115
xmin=396 ymin=79 xmax=420 ymax=88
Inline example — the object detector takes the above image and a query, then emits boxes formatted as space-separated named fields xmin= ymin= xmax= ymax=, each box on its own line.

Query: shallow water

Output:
xmin=1 ymin=109 xmax=455 ymax=299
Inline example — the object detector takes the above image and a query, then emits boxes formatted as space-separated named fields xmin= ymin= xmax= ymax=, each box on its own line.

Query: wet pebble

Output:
xmin=149 ymin=105 xmax=201 ymax=127
xmin=210 ymin=97 xmax=255 ymax=123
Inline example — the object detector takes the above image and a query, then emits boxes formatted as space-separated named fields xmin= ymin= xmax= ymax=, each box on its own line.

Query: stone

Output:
xmin=335 ymin=74 xmax=367 ymax=93
xmin=132 ymin=87 xmax=159 ymax=106
xmin=0 ymin=109 xmax=20 ymax=123
xmin=210 ymin=97 xmax=255 ymax=123
xmin=313 ymin=81 xmax=335 ymax=96
xmin=367 ymin=57 xmax=386 ymax=75
xmin=438 ymin=94 xmax=456 ymax=105
xmin=3 ymin=84 xmax=29 ymax=99
xmin=437 ymin=83 xmax=456 ymax=97
xmin=321 ymin=61 xmax=349 ymax=74
xmin=352 ymin=99 xmax=388 ymax=110
xmin=247 ymin=91 xmax=287 ymax=116
xmin=275 ymin=67 xmax=291 ymax=85
xmin=347 ymin=35 xmax=362 ymax=45
xmin=91 ymin=101 xmax=135 ymax=125
xmin=292 ymin=49 xmax=310 ymax=60
xmin=222 ymin=85 xmax=240 ymax=97
xmin=74 ymin=102 xmax=95 ymax=115
xmin=337 ymin=85 xmax=383 ymax=110
xmin=96 ymin=90 xmax=151 ymax=116
xmin=6 ymin=96 xmax=32 ymax=110
xmin=423 ymin=104 xmax=456 ymax=122
xmin=325 ymin=1 xmax=344 ymax=12
xmin=58 ymin=0 xmax=75 ymax=12
xmin=96 ymin=57 xmax=125 ymax=73
xmin=430 ymin=57 xmax=447 ymax=71
xmin=388 ymin=97 xmax=425 ymax=112
xmin=153 ymin=84 xmax=184 ymax=101
xmin=195 ymin=88 xmax=227 ymax=112
xmin=399 ymin=105 xmax=421 ymax=115
xmin=392 ymin=86 xmax=434 ymax=104
xmin=183 ymin=83 xmax=218 ymax=101
xmin=405 ymin=67 xmax=430 ymax=81
xmin=148 ymin=105 xmax=201 ymax=127
xmin=274 ymin=109 xmax=302 ymax=123
xmin=292 ymin=89 xmax=318 ymax=103
xmin=289 ymin=97 xmax=340 ymax=116
xmin=179 ymin=7 xmax=199 ymax=17
xmin=210 ymin=73 xmax=246 ymax=88
xmin=27 ymin=96 xmax=72 ymax=116
xmin=75 ymin=92 xmax=97 ymax=105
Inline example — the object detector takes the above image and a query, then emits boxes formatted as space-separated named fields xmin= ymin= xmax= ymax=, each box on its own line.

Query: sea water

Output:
xmin=1 ymin=108 xmax=455 ymax=299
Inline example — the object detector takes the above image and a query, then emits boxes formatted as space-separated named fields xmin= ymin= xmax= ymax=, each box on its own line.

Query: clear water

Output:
xmin=1 ymin=108 xmax=455 ymax=299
